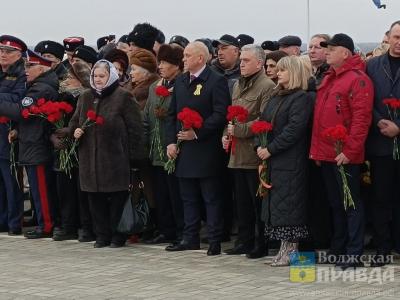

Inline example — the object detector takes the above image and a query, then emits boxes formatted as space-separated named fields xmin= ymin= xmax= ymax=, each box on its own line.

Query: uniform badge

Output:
xmin=21 ymin=97 xmax=34 ymax=107
xmin=194 ymin=84 xmax=203 ymax=96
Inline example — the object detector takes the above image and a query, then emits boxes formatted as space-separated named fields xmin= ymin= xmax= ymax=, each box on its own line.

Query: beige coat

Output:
xmin=226 ymin=70 xmax=275 ymax=169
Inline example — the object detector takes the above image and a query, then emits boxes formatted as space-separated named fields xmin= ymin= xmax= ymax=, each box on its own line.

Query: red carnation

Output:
xmin=155 ymin=86 xmax=170 ymax=97
xmin=29 ymin=105 xmax=40 ymax=114
xmin=227 ymin=105 xmax=249 ymax=123
xmin=58 ymin=101 xmax=74 ymax=114
xmin=37 ymin=98 xmax=46 ymax=106
xmin=250 ymin=121 xmax=273 ymax=134
xmin=322 ymin=124 xmax=348 ymax=143
xmin=177 ymin=107 xmax=203 ymax=130
xmin=0 ymin=116 xmax=10 ymax=124
xmin=86 ymin=110 xmax=97 ymax=121
xmin=95 ymin=116 xmax=104 ymax=125
xmin=22 ymin=109 xmax=30 ymax=119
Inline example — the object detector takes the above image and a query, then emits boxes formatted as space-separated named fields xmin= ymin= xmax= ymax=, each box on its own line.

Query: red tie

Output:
xmin=190 ymin=74 xmax=196 ymax=82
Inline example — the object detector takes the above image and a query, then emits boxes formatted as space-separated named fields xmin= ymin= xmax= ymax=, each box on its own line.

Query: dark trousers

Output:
xmin=153 ymin=166 xmax=183 ymax=239
xmin=233 ymin=168 xmax=264 ymax=248
xmin=0 ymin=159 xmax=23 ymax=230
xmin=370 ymin=155 xmax=400 ymax=254
xmin=321 ymin=163 xmax=364 ymax=256
xmin=88 ymin=191 xmax=127 ymax=243
xmin=25 ymin=164 xmax=56 ymax=233
xmin=179 ymin=176 xmax=223 ymax=245
xmin=56 ymin=169 xmax=79 ymax=233
xmin=79 ymin=189 xmax=93 ymax=233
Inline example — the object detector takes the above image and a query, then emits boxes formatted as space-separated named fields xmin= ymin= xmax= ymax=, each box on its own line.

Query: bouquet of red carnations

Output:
xmin=226 ymin=105 xmax=249 ymax=155
xmin=322 ymin=124 xmax=355 ymax=210
xmin=150 ymin=86 xmax=170 ymax=163
xmin=382 ymin=98 xmax=400 ymax=160
xmin=21 ymin=98 xmax=75 ymax=177
xmin=164 ymin=107 xmax=203 ymax=174
xmin=65 ymin=109 xmax=104 ymax=174
xmin=251 ymin=120 xmax=273 ymax=197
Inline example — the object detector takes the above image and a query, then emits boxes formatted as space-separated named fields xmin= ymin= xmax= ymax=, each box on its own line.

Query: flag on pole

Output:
xmin=372 ymin=0 xmax=386 ymax=9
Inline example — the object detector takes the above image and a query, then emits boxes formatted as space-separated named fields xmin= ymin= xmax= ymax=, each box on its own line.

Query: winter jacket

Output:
xmin=68 ymin=70 xmax=143 ymax=192
xmin=210 ymin=59 xmax=240 ymax=95
xmin=0 ymin=58 xmax=26 ymax=160
xmin=226 ymin=70 xmax=275 ymax=169
xmin=256 ymin=89 xmax=313 ymax=226
xmin=366 ymin=53 xmax=400 ymax=157
xmin=143 ymin=79 xmax=175 ymax=167
xmin=0 ymin=70 xmax=59 ymax=165
xmin=310 ymin=55 xmax=374 ymax=164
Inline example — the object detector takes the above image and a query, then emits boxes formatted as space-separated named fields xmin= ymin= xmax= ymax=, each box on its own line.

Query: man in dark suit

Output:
xmin=165 ymin=41 xmax=230 ymax=255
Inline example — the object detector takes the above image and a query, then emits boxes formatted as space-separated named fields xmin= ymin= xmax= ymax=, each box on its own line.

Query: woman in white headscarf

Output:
xmin=69 ymin=59 xmax=143 ymax=248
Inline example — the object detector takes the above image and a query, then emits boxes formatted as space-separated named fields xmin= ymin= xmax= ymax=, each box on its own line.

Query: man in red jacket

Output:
xmin=310 ymin=34 xmax=374 ymax=270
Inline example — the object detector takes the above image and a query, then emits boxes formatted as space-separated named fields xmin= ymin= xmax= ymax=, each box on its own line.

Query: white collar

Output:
xmin=190 ymin=64 xmax=206 ymax=78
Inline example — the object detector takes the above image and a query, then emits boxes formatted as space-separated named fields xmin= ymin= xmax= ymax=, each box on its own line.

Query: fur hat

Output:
xmin=72 ymin=45 xmax=98 ymax=65
xmin=128 ymin=23 xmax=159 ymax=52
xmin=104 ymin=48 xmax=129 ymax=73
xmin=69 ymin=61 xmax=91 ymax=88
xmin=157 ymin=44 xmax=184 ymax=70
xmin=129 ymin=49 xmax=157 ymax=73
xmin=38 ymin=40 xmax=65 ymax=60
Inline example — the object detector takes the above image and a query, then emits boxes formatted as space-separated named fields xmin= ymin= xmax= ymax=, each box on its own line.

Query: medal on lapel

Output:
xmin=194 ymin=84 xmax=202 ymax=96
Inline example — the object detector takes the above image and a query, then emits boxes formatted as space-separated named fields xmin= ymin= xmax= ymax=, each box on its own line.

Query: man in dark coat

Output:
xmin=0 ymin=35 xmax=26 ymax=235
xmin=36 ymin=40 xmax=68 ymax=81
xmin=366 ymin=20 xmax=400 ymax=266
xmin=0 ymin=50 xmax=59 ymax=239
xmin=165 ymin=41 xmax=230 ymax=255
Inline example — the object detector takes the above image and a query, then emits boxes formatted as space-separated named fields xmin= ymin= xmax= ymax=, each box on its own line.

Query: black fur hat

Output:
xmin=157 ymin=44 xmax=184 ymax=70
xmin=127 ymin=23 xmax=159 ymax=52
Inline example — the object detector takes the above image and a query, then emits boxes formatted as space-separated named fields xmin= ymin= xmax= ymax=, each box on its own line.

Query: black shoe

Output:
xmin=246 ymin=247 xmax=268 ymax=259
xmin=144 ymin=234 xmax=174 ymax=245
xmin=78 ymin=229 xmax=96 ymax=243
xmin=370 ymin=254 xmax=392 ymax=267
xmin=93 ymin=241 xmax=110 ymax=248
xmin=53 ymin=230 xmax=78 ymax=241
xmin=224 ymin=243 xmax=252 ymax=255
xmin=24 ymin=229 xmax=52 ymax=239
xmin=8 ymin=229 xmax=22 ymax=236
xmin=0 ymin=226 xmax=9 ymax=233
xmin=110 ymin=241 xmax=126 ymax=248
xmin=165 ymin=241 xmax=200 ymax=251
xmin=207 ymin=243 xmax=221 ymax=256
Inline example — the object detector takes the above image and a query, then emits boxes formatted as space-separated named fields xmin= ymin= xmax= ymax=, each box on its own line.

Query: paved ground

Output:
xmin=0 ymin=234 xmax=399 ymax=300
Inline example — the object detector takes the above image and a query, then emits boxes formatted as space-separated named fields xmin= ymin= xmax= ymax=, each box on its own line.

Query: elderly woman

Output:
xmin=104 ymin=48 xmax=130 ymax=85
xmin=264 ymin=50 xmax=288 ymax=83
xmin=142 ymin=44 xmax=184 ymax=245
xmin=256 ymin=56 xmax=313 ymax=266
xmin=69 ymin=59 xmax=143 ymax=248
xmin=127 ymin=49 xmax=160 ymax=241
xmin=128 ymin=49 xmax=160 ymax=110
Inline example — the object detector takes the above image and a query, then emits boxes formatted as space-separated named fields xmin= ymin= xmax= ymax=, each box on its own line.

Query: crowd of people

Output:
xmin=0 ymin=20 xmax=399 ymax=270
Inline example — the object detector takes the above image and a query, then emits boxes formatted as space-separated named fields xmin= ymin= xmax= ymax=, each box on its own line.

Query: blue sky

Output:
xmin=0 ymin=0 xmax=398 ymax=46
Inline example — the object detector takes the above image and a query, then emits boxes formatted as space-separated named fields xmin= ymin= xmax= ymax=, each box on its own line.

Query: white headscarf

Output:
xmin=90 ymin=59 xmax=120 ymax=94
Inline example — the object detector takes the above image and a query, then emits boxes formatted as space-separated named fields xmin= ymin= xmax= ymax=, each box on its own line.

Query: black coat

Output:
xmin=0 ymin=70 xmax=59 ymax=165
xmin=257 ymin=89 xmax=313 ymax=227
xmin=166 ymin=66 xmax=230 ymax=178
xmin=69 ymin=85 xmax=143 ymax=193
xmin=366 ymin=53 xmax=400 ymax=157
xmin=0 ymin=58 xmax=26 ymax=160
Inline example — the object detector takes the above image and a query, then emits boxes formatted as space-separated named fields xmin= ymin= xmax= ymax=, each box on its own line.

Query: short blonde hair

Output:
xmin=276 ymin=56 xmax=311 ymax=90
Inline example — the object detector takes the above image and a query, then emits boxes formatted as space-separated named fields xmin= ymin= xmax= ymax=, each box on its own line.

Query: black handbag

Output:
xmin=117 ymin=169 xmax=150 ymax=234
